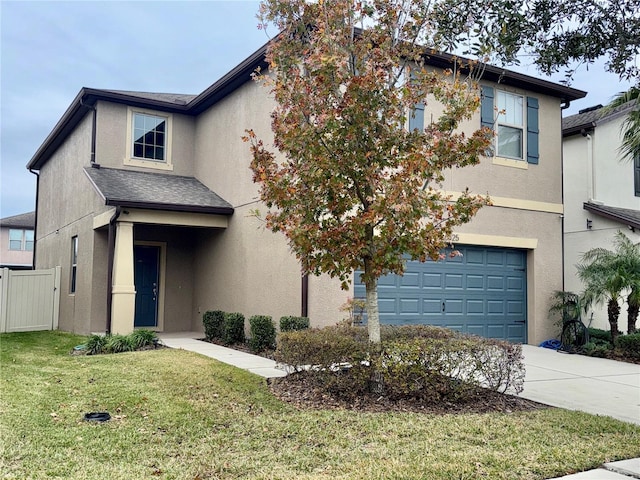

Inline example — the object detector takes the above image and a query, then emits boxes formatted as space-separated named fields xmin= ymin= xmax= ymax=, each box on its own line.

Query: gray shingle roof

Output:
xmin=84 ymin=167 xmax=233 ymax=214
xmin=583 ymin=203 xmax=640 ymax=230
xmin=0 ymin=211 xmax=35 ymax=229
xmin=563 ymin=100 xmax=637 ymax=135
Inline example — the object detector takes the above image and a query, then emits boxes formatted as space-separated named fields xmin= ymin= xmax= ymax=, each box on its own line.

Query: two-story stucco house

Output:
xmin=26 ymin=42 xmax=585 ymax=344
xmin=562 ymin=101 xmax=640 ymax=332
xmin=0 ymin=211 xmax=35 ymax=270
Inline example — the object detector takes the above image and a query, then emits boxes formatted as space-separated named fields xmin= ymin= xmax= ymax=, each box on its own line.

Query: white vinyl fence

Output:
xmin=0 ymin=267 xmax=60 ymax=333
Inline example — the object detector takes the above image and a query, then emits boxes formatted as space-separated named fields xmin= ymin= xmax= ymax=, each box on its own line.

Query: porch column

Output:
xmin=111 ymin=221 xmax=135 ymax=334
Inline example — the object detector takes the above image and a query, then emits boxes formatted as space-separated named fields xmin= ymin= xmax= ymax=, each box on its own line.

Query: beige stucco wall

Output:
xmin=0 ymin=227 xmax=33 ymax=267
xmin=95 ymin=101 xmax=196 ymax=176
xmin=191 ymin=79 xmax=348 ymax=333
xmin=187 ymin=76 xmax=564 ymax=342
xmin=563 ymin=115 xmax=640 ymax=333
xmin=36 ymin=113 xmax=112 ymax=333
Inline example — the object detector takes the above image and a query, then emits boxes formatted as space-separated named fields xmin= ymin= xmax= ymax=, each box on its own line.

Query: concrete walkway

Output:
xmin=158 ymin=333 xmax=640 ymax=480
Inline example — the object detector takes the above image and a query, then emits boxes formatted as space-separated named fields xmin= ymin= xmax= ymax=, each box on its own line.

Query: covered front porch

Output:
xmin=86 ymin=166 xmax=234 ymax=335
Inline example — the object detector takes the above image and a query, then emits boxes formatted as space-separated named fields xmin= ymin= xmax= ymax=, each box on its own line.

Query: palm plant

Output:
xmin=611 ymin=232 xmax=640 ymax=333
xmin=605 ymin=86 xmax=639 ymax=162
xmin=577 ymin=232 xmax=640 ymax=342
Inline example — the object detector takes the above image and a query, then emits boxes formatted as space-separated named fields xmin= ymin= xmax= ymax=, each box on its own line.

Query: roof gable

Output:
xmin=28 ymin=40 xmax=586 ymax=171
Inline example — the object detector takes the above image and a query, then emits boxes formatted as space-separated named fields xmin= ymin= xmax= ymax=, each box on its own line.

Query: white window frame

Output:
xmin=495 ymin=90 xmax=526 ymax=162
xmin=124 ymin=108 xmax=173 ymax=171
xmin=8 ymin=229 xmax=33 ymax=251
xmin=70 ymin=236 xmax=78 ymax=294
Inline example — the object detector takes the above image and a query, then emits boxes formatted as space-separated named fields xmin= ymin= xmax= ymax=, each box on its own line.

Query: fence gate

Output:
xmin=0 ymin=267 xmax=60 ymax=333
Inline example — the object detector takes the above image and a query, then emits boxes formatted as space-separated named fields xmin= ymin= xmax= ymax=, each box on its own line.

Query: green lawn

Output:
xmin=1 ymin=331 xmax=639 ymax=480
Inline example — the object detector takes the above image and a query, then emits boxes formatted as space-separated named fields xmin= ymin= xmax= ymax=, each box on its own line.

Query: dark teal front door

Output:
xmin=134 ymin=245 xmax=159 ymax=328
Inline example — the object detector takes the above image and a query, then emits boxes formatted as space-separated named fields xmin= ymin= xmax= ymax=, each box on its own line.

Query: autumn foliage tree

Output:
xmin=245 ymin=0 xmax=493 ymax=342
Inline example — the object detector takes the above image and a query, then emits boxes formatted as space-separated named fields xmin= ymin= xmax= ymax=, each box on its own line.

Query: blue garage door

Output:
xmin=354 ymin=246 xmax=527 ymax=343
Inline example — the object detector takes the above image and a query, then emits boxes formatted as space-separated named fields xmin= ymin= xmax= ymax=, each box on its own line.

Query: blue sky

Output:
xmin=0 ymin=0 xmax=633 ymax=219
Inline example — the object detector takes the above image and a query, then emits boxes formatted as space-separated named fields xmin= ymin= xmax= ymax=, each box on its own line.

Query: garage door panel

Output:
xmin=444 ymin=299 xmax=463 ymax=314
xmin=378 ymin=298 xmax=397 ymax=313
xmin=487 ymin=276 xmax=505 ymax=291
xmin=444 ymin=273 xmax=463 ymax=289
xmin=466 ymin=300 xmax=484 ymax=314
xmin=354 ymin=246 xmax=527 ymax=343
xmin=466 ymin=275 xmax=484 ymax=290
xmin=399 ymin=298 xmax=420 ymax=314
xmin=422 ymin=273 xmax=443 ymax=288
xmin=399 ymin=272 xmax=419 ymax=287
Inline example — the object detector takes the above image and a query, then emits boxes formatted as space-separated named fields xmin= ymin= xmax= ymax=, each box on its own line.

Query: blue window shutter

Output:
xmin=481 ymin=86 xmax=494 ymax=129
xmin=409 ymin=70 xmax=424 ymax=131
xmin=526 ymin=96 xmax=539 ymax=164
xmin=409 ymin=100 xmax=424 ymax=131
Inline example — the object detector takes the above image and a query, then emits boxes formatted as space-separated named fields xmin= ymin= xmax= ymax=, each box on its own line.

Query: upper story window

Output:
xmin=125 ymin=108 xmax=173 ymax=171
xmin=133 ymin=113 xmax=166 ymax=161
xmin=9 ymin=229 xmax=34 ymax=251
xmin=481 ymin=86 xmax=539 ymax=167
xmin=496 ymin=91 xmax=524 ymax=159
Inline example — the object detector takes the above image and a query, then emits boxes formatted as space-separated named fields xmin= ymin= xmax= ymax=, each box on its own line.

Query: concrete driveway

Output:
xmin=520 ymin=345 xmax=640 ymax=425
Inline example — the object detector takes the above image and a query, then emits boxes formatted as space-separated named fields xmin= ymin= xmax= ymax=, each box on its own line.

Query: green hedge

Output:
xmin=249 ymin=315 xmax=276 ymax=352
xmin=224 ymin=312 xmax=246 ymax=345
xmin=279 ymin=316 xmax=310 ymax=332
xmin=203 ymin=310 xmax=226 ymax=341
xmin=615 ymin=333 xmax=640 ymax=359
xmin=275 ymin=325 xmax=524 ymax=401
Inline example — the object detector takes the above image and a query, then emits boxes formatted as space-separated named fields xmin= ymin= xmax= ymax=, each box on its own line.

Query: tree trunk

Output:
xmin=365 ymin=278 xmax=381 ymax=343
xmin=608 ymin=298 xmax=621 ymax=344
xmin=628 ymin=298 xmax=639 ymax=334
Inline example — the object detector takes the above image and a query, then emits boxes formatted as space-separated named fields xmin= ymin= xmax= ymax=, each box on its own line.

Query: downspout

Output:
xmin=560 ymin=100 xmax=571 ymax=292
xmin=28 ymin=169 xmax=39 ymax=270
xmin=106 ymin=206 xmax=122 ymax=334
xmin=301 ymin=273 xmax=309 ymax=317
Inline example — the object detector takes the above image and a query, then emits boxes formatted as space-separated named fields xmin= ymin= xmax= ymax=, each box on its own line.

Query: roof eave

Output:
xmin=105 ymin=199 xmax=234 ymax=216
xmin=583 ymin=203 xmax=640 ymax=230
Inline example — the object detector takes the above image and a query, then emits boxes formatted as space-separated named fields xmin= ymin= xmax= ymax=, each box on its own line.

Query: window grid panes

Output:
xmin=496 ymin=91 xmax=524 ymax=159
xmin=132 ymin=113 xmax=166 ymax=162
xmin=8 ymin=229 xmax=33 ymax=251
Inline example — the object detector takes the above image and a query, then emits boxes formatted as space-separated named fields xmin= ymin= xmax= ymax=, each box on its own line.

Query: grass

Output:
xmin=1 ymin=332 xmax=639 ymax=480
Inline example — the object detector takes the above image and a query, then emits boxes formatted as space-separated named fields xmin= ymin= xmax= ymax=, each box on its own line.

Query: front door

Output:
xmin=134 ymin=245 xmax=159 ymax=328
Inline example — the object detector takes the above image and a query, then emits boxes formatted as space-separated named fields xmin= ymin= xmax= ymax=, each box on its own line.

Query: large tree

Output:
xmin=606 ymin=87 xmax=640 ymax=162
xmin=245 ymin=0 xmax=492 ymax=342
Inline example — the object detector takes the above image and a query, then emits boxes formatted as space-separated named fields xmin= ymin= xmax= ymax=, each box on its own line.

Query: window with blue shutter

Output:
xmin=480 ymin=85 xmax=539 ymax=164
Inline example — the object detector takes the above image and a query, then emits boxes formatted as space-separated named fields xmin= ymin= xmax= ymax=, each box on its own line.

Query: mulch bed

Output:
xmin=268 ymin=371 xmax=550 ymax=415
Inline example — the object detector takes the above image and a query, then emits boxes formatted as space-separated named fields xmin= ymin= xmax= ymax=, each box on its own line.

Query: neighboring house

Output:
xmin=562 ymin=101 xmax=640 ymax=332
xmin=26 ymin=42 xmax=585 ymax=344
xmin=0 ymin=211 xmax=35 ymax=269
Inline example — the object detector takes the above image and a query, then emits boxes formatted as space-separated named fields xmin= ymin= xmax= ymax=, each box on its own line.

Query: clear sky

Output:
xmin=0 ymin=0 xmax=633 ymax=219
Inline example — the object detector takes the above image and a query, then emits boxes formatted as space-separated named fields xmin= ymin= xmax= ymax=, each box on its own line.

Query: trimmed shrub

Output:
xmin=223 ymin=312 xmax=246 ymax=345
xmin=104 ymin=334 xmax=134 ymax=354
xmin=581 ymin=341 xmax=611 ymax=358
xmin=275 ymin=325 xmax=525 ymax=402
xmin=130 ymin=329 xmax=158 ymax=349
xmin=615 ymin=333 xmax=640 ymax=359
xmin=85 ymin=334 xmax=107 ymax=355
xmin=203 ymin=310 xmax=226 ymax=341
xmin=588 ymin=328 xmax=612 ymax=344
xmin=249 ymin=315 xmax=276 ymax=352
xmin=279 ymin=316 xmax=310 ymax=332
